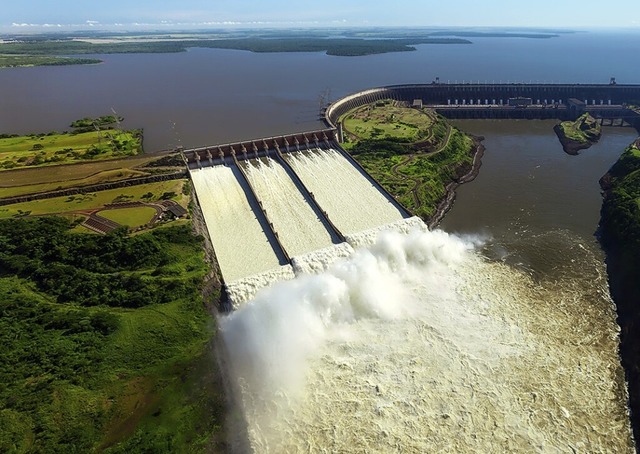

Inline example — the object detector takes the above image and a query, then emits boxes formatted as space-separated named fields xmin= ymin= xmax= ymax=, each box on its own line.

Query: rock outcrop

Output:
xmin=554 ymin=113 xmax=602 ymax=155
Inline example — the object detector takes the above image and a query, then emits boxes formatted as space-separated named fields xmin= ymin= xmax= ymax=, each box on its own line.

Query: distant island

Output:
xmin=554 ymin=113 xmax=602 ymax=155
xmin=0 ymin=28 xmax=563 ymax=66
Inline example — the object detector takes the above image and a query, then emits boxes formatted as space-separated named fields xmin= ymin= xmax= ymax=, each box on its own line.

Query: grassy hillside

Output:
xmin=599 ymin=138 xmax=640 ymax=444
xmin=340 ymin=100 xmax=478 ymax=220
xmin=0 ymin=218 xmax=225 ymax=452
xmin=0 ymin=128 xmax=142 ymax=171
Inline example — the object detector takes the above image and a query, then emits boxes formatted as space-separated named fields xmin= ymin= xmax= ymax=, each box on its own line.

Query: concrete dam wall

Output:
xmin=325 ymin=83 xmax=640 ymax=125
xmin=189 ymin=140 xmax=408 ymax=304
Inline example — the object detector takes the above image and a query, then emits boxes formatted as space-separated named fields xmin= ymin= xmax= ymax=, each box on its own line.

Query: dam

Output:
xmin=187 ymin=82 xmax=637 ymax=452
xmin=189 ymin=130 xmax=409 ymax=303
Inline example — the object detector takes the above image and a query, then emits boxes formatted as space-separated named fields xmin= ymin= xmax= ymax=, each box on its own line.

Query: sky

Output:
xmin=4 ymin=0 xmax=640 ymax=32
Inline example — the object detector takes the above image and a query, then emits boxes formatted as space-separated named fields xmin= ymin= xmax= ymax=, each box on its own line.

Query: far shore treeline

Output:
xmin=0 ymin=28 xmax=563 ymax=67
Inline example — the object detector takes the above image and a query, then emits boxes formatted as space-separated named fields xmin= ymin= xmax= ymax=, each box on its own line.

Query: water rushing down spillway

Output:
xmin=284 ymin=148 xmax=406 ymax=235
xmin=241 ymin=157 xmax=335 ymax=257
xmin=222 ymin=219 xmax=634 ymax=452
xmin=190 ymin=164 xmax=284 ymax=282
xmin=191 ymin=149 xmax=412 ymax=304
xmin=191 ymin=148 xmax=632 ymax=451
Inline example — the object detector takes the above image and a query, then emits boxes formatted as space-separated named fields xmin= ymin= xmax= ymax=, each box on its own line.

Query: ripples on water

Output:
xmin=221 ymin=220 xmax=633 ymax=453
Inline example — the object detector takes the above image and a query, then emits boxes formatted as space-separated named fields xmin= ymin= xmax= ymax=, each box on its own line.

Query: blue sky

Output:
xmin=4 ymin=0 xmax=640 ymax=31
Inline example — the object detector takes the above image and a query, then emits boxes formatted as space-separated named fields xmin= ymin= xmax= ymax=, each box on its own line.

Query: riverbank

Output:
xmin=428 ymin=137 xmax=484 ymax=228
xmin=599 ymin=138 xmax=640 ymax=444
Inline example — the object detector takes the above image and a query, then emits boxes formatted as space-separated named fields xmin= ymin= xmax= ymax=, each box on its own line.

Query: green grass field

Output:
xmin=0 ymin=129 xmax=142 ymax=170
xmin=0 ymin=180 xmax=187 ymax=219
xmin=341 ymin=101 xmax=436 ymax=142
xmin=341 ymin=100 xmax=476 ymax=220
xmin=99 ymin=206 xmax=158 ymax=228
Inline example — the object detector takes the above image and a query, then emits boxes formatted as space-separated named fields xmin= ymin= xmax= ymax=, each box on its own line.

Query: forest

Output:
xmin=0 ymin=217 xmax=224 ymax=452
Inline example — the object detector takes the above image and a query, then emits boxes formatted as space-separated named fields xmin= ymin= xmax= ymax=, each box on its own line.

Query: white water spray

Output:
xmin=222 ymin=221 xmax=633 ymax=453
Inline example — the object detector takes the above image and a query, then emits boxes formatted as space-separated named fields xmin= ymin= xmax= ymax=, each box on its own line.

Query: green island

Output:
xmin=0 ymin=36 xmax=469 ymax=62
xmin=553 ymin=112 xmax=602 ymax=155
xmin=0 ymin=116 xmax=142 ymax=170
xmin=340 ymin=99 xmax=481 ymax=223
xmin=599 ymin=138 xmax=640 ymax=443
xmin=0 ymin=119 xmax=226 ymax=452
xmin=0 ymin=29 xmax=567 ymax=66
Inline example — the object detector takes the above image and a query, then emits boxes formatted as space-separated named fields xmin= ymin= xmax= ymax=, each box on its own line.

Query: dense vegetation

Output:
xmin=0 ymin=55 xmax=101 ymax=68
xmin=599 ymin=139 xmax=640 ymax=444
xmin=0 ymin=36 xmax=470 ymax=58
xmin=340 ymin=102 xmax=477 ymax=220
xmin=0 ymin=218 xmax=224 ymax=452
xmin=600 ymin=139 xmax=640 ymax=259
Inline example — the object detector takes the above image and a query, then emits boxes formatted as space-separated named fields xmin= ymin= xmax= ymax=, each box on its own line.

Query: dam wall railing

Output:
xmin=324 ymin=83 xmax=640 ymax=126
xmin=183 ymin=128 xmax=338 ymax=169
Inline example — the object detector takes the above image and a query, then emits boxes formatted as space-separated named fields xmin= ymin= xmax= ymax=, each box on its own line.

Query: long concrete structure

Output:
xmin=324 ymin=82 xmax=640 ymax=127
xmin=183 ymin=128 xmax=338 ymax=168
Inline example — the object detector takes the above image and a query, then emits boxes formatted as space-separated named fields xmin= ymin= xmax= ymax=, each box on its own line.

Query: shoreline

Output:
xmin=598 ymin=138 xmax=640 ymax=446
xmin=428 ymin=136 xmax=485 ymax=229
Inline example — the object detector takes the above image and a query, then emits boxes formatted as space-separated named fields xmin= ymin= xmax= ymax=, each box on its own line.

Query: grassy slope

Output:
xmin=342 ymin=102 xmax=475 ymax=219
xmin=0 ymin=220 xmax=224 ymax=452
xmin=0 ymin=129 xmax=142 ymax=170
xmin=0 ymin=179 xmax=187 ymax=219
xmin=0 ymin=168 xmax=149 ymax=199
xmin=0 ymin=155 xmax=160 ymax=188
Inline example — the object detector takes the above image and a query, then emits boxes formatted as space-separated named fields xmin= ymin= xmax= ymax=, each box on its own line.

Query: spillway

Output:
xmin=240 ymin=156 xmax=337 ymax=257
xmin=190 ymin=164 xmax=286 ymax=282
xmin=284 ymin=148 xmax=406 ymax=235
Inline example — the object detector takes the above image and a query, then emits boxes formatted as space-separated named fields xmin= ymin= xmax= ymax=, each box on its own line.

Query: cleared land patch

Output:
xmin=342 ymin=100 xmax=436 ymax=142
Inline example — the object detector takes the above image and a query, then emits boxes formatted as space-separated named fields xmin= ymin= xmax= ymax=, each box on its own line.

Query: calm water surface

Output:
xmin=1 ymin=30 xmax=639 ymax=151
